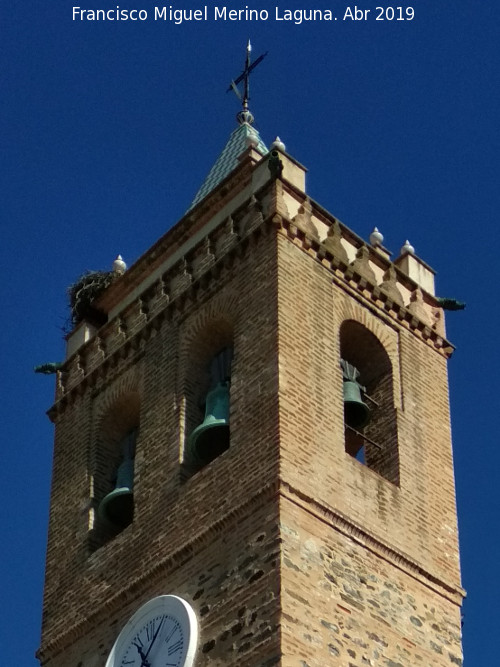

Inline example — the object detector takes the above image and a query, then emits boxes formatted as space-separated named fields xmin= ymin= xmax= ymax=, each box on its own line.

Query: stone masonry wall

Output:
xmin=41 ymin=499 xmax=282 ymax=667
xmin=280 ymin=496 xmax=463 ymax=666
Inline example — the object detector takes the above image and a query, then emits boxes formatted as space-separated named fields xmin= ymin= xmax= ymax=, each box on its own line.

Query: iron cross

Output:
xmin=227 ymin=40 xmax=268 ymax=111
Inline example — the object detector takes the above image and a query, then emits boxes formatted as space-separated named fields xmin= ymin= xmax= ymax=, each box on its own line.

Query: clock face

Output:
xmin=105 ymin=595 xmax=198 ymax=667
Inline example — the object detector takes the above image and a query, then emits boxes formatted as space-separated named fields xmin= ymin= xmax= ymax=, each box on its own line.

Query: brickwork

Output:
xmin=275 ymin=229 xmax=463 ymax=664
xmin=276 ymin=231 xmax=461 ymax=585
xmin=38 ymin=148 xmax=463 ymax=665
xmin=39 ymin=225 xmax=283 ymax=665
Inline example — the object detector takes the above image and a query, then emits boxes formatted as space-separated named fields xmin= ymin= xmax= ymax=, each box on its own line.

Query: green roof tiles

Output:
xmin=188 ymin=121 xmax=268 ymax=210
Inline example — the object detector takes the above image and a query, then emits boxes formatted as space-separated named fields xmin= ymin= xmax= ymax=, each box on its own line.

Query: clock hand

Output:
xmin=144 ymin=616 xmax=165 ymax=659
xmin=133 ymin=641 xmax=150 ymax=667
xmin=132 ymin=642 xmax=151 ymax=667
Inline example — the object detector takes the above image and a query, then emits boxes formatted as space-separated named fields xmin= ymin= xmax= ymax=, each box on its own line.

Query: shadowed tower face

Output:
xmin=37 ymin=50 xmax=464 ymax=667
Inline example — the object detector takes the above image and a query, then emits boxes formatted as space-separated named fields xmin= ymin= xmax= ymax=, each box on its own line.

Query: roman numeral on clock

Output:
xmin=163 ymin=622 xmax=178 ymax=644
xmin=146 ymin=619 xmax=156 ymax=642
xmin=167 ymin=639 xmax=183 ymax=655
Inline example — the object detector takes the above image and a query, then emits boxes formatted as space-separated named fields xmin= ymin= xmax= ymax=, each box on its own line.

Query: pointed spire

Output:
xmin=188 ymin=43 xmax=269 ymax=210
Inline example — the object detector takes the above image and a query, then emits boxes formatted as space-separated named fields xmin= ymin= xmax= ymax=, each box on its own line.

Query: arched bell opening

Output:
xmin=181 ymin=319 xmax=234 ymax=480
xmin=339 ymin=320 xmax=399 ymax=485
xmin=89 ymin=392 xmax=140 ymax=550
xmin=188 ymin=347 xmax=232 ymax=467
xmin=97 ymin=428 xmax=137 ymax=530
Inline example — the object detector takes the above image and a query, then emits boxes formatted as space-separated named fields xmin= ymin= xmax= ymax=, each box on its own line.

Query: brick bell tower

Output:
xmin=37 ymin=49 xmax=464 ymax=667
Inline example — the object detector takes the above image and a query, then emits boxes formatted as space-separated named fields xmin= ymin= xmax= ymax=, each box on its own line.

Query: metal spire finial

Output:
xmin=227 ymin=40 xmax=268 ymax=125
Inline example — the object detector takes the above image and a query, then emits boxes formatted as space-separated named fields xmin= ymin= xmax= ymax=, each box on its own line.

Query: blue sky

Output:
xmin=1 ymin=1 xmax=498 ymax=664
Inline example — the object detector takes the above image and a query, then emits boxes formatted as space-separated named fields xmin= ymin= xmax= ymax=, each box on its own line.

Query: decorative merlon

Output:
xmin=350 ymin=246 xmax=377 ymax=285
xmin=319 ymin=220 xmax=349 ymax=265
xmin=380 ymin=265 xmax=404 ymax=306
xmin=292 ymin=197 xmax=319 ymax=241
xmin=408 ymin=288 xmax=432 ymax=327
xmin=394 ymin=249 xmax=435 ymax=295
xmin=66 ymin=320 xmax=97 ymax=359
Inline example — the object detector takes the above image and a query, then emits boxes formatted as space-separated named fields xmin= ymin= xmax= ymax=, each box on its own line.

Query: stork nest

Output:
xmin=68 ymin=270 xmax=116 ymax=328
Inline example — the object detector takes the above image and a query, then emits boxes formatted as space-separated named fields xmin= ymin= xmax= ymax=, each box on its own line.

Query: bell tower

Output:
xmin=37 ymin=52 xmax=464 ymax=667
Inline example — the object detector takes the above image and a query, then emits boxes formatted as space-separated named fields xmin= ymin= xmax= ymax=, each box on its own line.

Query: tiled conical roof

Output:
xmin=188 ymin=116 xmax=268 ymax=210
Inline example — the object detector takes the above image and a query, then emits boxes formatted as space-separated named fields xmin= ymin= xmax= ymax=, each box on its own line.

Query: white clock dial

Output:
xmin=106 ymin=595 xmax=198 ymax=667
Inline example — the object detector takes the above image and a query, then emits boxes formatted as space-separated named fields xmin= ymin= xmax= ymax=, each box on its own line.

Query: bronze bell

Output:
xmin=188 ymin=382 xmax=230 ymax=466
xmin=98 ymin=432 xmax=136 ymax=529
xmin=341 ymin=359 xmax=370 ymax=429
xmin=343 ymin=380 xmax=370 ymax=429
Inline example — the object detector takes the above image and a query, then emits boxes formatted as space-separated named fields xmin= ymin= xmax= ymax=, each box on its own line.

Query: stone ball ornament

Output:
xmin=105 ymin=595 xmax=198 ymax=667
xmin=369 ymin=227 xmax=384 ymax=247
xmin=270 ymin=136 xmax=286 ymax=152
